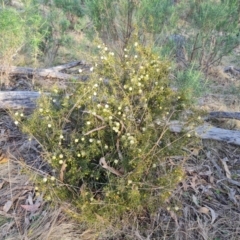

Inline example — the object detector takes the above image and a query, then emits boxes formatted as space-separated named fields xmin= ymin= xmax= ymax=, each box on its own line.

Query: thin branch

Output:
xmin=99 ymin=157 xmax=123 ymax=177
xmin=84 ymin=125 xmax=107 ymax=136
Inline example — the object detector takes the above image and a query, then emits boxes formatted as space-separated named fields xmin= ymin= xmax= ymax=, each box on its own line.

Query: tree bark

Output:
xmin=0 ymin=91 xmax=41 ymax=109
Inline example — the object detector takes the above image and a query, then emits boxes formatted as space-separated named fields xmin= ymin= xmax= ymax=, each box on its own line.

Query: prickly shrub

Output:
xmin=19 ymin=42 xmax=202 ymax=225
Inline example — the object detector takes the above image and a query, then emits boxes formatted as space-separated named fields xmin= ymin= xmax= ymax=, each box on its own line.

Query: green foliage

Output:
xmin=22 ymin=1 xmax=49 ymax=62
xmin=85 ymin=0 xmax=239 ymax=74
xmin=85 ymin=0 xmax=179 ymax=43
xmin=136 ymin=0 xmax=178 ymax=34
xmin=31 ymin=0 xmax=85 ymax=65
xmin=185 ymin=0 xmax=239 ymax=32
xmin=0 ymin=8 xmax=25 ymax=60
xmin=18 ymin=42 xmax=202 ymax=225
xmin=85 ymin=0 xmax=137 ymax=54
xmin=53 ymin=0 xmax=83 ymax=18
xmin=0 ymin=0 xmax=84 ymax=66
xmin=34 ymin=6 xmax=72 ymax=65
xmin=175 ymin=66 xmax=208 ymax=101
xmin=177 ymin=0 xmax=240 ymax=71
xmin=85 ymin=0 xmax=123 ymax=33
xmin=0 ymin=2 xmax=50 ymax=66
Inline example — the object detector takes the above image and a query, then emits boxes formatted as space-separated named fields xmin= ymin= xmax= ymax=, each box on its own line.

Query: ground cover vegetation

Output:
xmin=0 ymin=0 xmax=240 ymax=239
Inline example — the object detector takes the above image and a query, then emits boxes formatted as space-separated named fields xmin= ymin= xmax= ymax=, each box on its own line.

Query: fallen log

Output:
xmin=169 ymin=121 xmax=240 ymax=146
xmin=1 ymin=91 xmax=240 ymax=121
xmin=0 ymin=61 xmax=88 ymax=80
xmin=195 ymin=124 xmax=240 ymax=145
xmin=207 ymin=111 xmax=240 ymax=121
xmin=224 ymin=66 xmax=240 ymax=76
xmin=0 ymin=91 xmax=41 ymax=109
xmin=0 ymin=91 xmax=239 ymax=145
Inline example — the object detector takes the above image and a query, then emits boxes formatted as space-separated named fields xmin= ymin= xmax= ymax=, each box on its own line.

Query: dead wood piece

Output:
xmin=196 ymin=124 xmax=240 ymax=145
xmin=169 ymin=122 xmax=240 ymax=146
xmin=0 ymin=91 xmax=240 ymax=146
xmin=224 ymin=66 xmax=240 ymax=76
xmin=99 ymin=157 xmax=123 ymax=177
xmin=208 ymin=111 xmax=240 ymax=121
xmin=48 ymin=60 xmax=87 ymax=71
xmin=0 ymin=61 xmax=87 ymax=80
xmin=0 ymin=91 xmax=41 ymax=109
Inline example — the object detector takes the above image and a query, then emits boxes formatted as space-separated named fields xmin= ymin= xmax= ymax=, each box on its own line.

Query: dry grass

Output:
xmin=0 ymin=132 xmax=92 ymax=240
xmin=0 ymin=161 xmax=88 ymax=239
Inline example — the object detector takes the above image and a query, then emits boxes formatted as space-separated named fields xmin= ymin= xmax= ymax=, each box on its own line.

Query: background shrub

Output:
xmin=176 ymin=0 xmax=240 ymax=71
xmin=0 ymin=8 xmax=25 ymax=62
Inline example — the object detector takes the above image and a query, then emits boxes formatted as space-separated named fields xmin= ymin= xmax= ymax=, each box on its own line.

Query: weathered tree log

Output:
xmin=0 ymin=91 xmax=239 ymax=145
xmin=208 ymin=111 xmax=240 ymax=121
xmin=48 ymin=61 xmax=87 ymax=72
xmin=0 ymin=91 xmax=41 ymax=109
xmin=169 ymin=121 xmax=240 ymax=146
xmin=195 ymin=124 xmax=240 ymax=145
xmin=224 ymin=66 xmax=240 ymax=76
xmin=0 ymin=61 xmax=88 ymax=80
